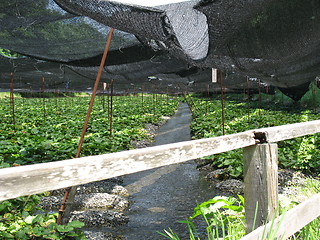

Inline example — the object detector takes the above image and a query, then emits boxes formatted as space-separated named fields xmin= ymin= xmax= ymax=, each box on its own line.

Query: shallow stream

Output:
xmin=114 ymin=103 xmax=219 ymax=239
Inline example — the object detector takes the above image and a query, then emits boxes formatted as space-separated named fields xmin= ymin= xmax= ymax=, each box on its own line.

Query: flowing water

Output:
xmin=115 ymin=103 xmax=218 ymax=239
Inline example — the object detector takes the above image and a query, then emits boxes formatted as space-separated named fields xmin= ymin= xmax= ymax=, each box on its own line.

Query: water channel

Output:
xmin=114 ymin=102 xmax=218 ymax=239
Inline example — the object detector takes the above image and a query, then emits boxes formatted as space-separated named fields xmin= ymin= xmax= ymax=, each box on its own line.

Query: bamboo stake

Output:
xmin=57 ymin=28 xmax=114 ymax=225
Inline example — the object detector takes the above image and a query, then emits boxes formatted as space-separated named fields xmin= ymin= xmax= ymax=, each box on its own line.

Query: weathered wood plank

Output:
xmin=255 ymin=120 xmax=320 ymax=143
xmin=243 ymin=144 xmax=278 ymax=233
xmin=240 ymin=193 xmax=320 ymax=240
xmin=0 ymin=131 xmax=256 ymax=201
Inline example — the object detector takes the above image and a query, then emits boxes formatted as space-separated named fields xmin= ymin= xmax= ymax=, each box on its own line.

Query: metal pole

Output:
xmin=166 ymin=86 xmax=169 ymax=104
xmin=109 ymin=79 xmax=114 ymax=138
xmin=258 ymin=79 xmax=261 ymax=116
xmin=54 ymin=82 xmax=58 ymax=110
xmin=42 ymin=77 xmax=46 ymax=122
xmin=102 ymin=82 xmax=106 ymax=111
xmin=247 ymin=76 xmax=250 ymax=125
xmin=10 ymin=73 xmax=15 ymax=126
xmin=142 ymin=85 xmax=144 ymax=108
xmin=220 ymin=71 xmax=225 ymax=135
xmin=206 ymin=84 xmax=209 ymax=115
xmin=57 ymin=28 xmax=114 ymax=225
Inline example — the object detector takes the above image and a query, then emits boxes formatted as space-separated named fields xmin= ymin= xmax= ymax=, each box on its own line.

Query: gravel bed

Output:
xmin=39 ymin=120 xmax=171 ymax=240
xmin=69 ymin=210 xmax=129 ymax=227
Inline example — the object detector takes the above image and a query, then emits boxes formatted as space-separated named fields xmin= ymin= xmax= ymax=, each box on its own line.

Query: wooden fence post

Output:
xmin=243 ymin=143 xmax=279 ymax=233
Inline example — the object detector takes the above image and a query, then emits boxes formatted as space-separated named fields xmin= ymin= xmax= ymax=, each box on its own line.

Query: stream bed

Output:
xmin=115 ymin=103 xmax=218 ymax=239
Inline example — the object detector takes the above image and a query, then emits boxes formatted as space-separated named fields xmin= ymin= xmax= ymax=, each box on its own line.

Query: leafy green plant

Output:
xmin=0 ymin=94 xmax=180 ymax=166
xmin=159 ymin=196 xmax=246 ymax=240
xmin=0 ymin=196 xmax=86 ymax=239
xmin=0 ymin=94 xmax=180 ymax=239
xmin=188 ymin=93 xmax=320 ymax=177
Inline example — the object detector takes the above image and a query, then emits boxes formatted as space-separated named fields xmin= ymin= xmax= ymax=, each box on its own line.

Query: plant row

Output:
xmin=187 ymin=93 xmax=320 ymax=177
xmin=0 ymin=94 xmax=180 ymax=239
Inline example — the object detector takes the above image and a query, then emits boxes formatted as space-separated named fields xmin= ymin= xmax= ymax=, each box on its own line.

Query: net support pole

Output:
xmin=57 ymin=28 xmax=114 ymax=225
xmin=109 ymin=79 xmax=114 ymax=138
xmin=246 ymin=76 xmax=250 ymax=125
xmin=219 ymin=70 xmax=225 ymax=135
xmin=9 ymin=73 xmax=15 ymax=126
xmin=258 ymin=79 xmax=261 ymax=116
xmin=42 ymin=77 xmax=46 ymax=122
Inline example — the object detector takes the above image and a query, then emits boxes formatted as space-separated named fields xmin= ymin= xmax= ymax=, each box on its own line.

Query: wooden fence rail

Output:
xmin=240 ymin=193 xmax=320 ymax=240
xmin=1 ymin=119 xmax=320 ymax=238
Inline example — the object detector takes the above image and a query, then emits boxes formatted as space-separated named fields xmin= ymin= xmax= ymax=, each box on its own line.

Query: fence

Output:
xmin=1 ymin=120 xmax=320 ymax=239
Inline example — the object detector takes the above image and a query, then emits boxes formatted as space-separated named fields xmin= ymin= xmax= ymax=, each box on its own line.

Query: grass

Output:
xmin=286 ymin=177 xmax=320 ymax=240
xmin=160 ymin=177 xmax=320 ymax=240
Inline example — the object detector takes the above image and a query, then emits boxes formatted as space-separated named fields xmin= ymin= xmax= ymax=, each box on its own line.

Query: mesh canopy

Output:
xmin=1 ymin=0 xmax=319 ymax=98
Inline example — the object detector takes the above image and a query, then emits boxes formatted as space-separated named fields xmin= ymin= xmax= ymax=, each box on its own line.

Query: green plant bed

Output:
xmin=188 ymin=92 xmax=320 ymax=178
xmin=0 ymin=94 xmax=180 ymax=239
xmin=160 ymin=176 xmax=320 ymax=240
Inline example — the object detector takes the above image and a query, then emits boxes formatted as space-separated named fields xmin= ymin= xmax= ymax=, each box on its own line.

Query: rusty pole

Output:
xmin=9 ymin=73 xmax=15 ymax=126
xmin=312 ymin=82 xmax=317 ymax=112
xmin=142 ymin=85 xmax=144 ymax=107
xmin=220 ymin=71 xmax=225 ymax=135
xmin=102 ymin=82 xmax=107 ymax=111
xmin=42 ymin=77 xmax=46 ymax=122
xmin=54 ymin=82 xmax=58 ymax=110
xmin=246 ymin=76 xmax=250 ymax=125
xmin=258 ymin=79 xmax=261 ymax=116
xmin=109 ymin=79 xmax=114 ymax=138
xmin=206 ymin=84 xmax=210 ymax=115
xmin=166 ymin=86 xmax=169 ymax=104
xmin=57 ymin=28 xmax=114 ymax=225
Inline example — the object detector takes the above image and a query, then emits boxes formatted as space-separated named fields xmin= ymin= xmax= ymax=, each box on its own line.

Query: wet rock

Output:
xmin=50 ymin=178 xmax=123 ymax=196
xmin=278 ymin=169 xmax=307 ymax=197
xmin=278 ymin=169 xmax=305 ymax=187
xmin=111 ymin=185 xmax=129 ymax=197
xmin=84 ymin=231 xmax=126 ymax=240
xmin=205 ymin=169 xmax=228 ymax=181
xmin=40 ymin=193 xmax=129 ymax=211
xmin=130 ymin=120 xmax=169 ymax=149
xmin=39 ymin=196 xmax=61 ymax=210
xmin=215 ymin=179 xmax=244 ymax=194
xmin=69 ymin=210 xmax=129 ymax=227
xmin=194 ymin=158 xmax=215 ymax=171
xmin=74 ymin=193 xmax=129 ymax=211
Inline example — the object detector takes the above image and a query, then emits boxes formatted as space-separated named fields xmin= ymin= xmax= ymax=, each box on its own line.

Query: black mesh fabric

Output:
xmin=53 ymin=0 xmax=320 ymax=89
xmin=0 ymin=0 xmax=147 ymax=63
xmin=1 ymin=0 xmax=319 ymax=97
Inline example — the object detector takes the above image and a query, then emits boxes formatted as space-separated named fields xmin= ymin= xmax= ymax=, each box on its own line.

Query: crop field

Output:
xmin=0 ymin=94 xmax=179 ymax=167
xmin=0 ymin=90 xmax=320 ymax=239
xmin=187 ymin=92 xmax=320 ymax=178
xmin=0 ymin=93 xmax=180 ymax=239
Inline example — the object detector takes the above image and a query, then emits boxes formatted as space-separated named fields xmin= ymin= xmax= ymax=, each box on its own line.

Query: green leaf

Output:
xmin=15 ymin=230 xmax=28 ymax=240
xmin=32 ymin=215 xmax=43 ymax=224
xmin=24 ymin=215 xmax=35 ymax=224
xmin=67 ymin=220 xmax=85 ymax=228
xmin=56 ymin=224 xmax=74 ymax=232
xmin=0 ymin=232 xmax=14 ymax=239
